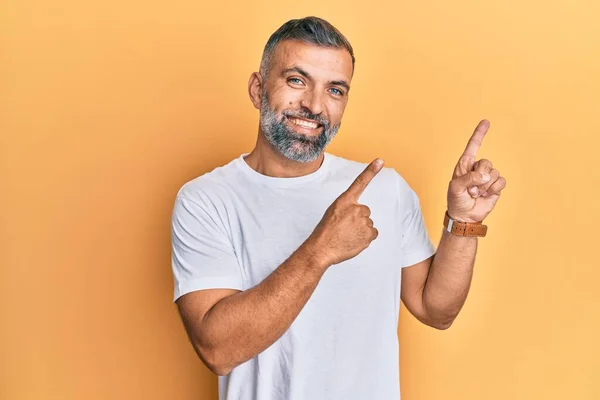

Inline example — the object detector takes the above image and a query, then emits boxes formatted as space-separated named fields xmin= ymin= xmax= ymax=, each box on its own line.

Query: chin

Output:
xmin=279 ymin=145 xmax=323 ymax=164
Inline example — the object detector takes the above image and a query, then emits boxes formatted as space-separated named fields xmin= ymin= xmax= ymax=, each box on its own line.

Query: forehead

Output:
xmin=270 ymin=39 xmax=353 ymax=82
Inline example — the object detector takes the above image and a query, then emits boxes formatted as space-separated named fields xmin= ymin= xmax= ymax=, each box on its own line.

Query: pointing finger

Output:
xmin=344 ymin=158 xmax=384 ymax=201
xmin=461 ymin=119 xmax=490 ymax=160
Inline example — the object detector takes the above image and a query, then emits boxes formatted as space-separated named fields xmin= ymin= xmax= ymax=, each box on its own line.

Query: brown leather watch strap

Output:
xmin=443 ymin=211 xmax=488 ymax=237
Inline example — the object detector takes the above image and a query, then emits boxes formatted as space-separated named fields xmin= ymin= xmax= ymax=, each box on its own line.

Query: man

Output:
xmin=171 ymin=16 xmax=506 ymax=400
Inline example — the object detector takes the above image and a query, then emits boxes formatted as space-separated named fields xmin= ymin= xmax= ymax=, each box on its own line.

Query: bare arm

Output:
xmin=401 ymin=119 xmax=506 ymax=330
xmin=178 ymin=241 xmax=328 ymax=376
xmin=177 ymin=159 xmax=384 ymax=376
xmin=423 ymin=230 xmax=477 ymax=327
xmin=400 ymin=231 xmax=476 ymax=329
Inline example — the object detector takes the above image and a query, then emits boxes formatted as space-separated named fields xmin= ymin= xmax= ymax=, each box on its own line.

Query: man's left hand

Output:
xmin=446 ymin=119 xmax=507 ymax=223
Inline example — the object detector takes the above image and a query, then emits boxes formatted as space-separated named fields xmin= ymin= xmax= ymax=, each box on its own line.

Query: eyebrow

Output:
xmin=281 ymin=66 xmax=351 ymax=92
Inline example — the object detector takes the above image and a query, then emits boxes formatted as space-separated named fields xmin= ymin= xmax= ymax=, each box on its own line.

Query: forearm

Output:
xmin=197 ymin=240 xmax=329 ymax=375
xmin=422 ymin=229 xmax=477 ymax=327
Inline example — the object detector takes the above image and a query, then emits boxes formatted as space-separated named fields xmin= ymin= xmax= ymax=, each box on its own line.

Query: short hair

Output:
xmin=259 ymin=16 xmax=355 ymax=79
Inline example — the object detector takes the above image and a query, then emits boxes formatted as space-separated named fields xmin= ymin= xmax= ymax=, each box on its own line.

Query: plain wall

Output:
xmin=2 ymin=1 xmax=599 ymax=399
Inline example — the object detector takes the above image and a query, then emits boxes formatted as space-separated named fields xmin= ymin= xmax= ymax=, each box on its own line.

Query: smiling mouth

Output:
xmin=286 ymin=116 xmax=322 ymax=130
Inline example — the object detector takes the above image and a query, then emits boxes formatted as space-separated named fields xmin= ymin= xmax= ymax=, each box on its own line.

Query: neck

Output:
xmin=243 ymin=129 xmax=325 ymax=178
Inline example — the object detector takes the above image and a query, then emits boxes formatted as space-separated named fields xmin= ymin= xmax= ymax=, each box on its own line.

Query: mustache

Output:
xmin=281 ymin=109 xmax=330 ymax=128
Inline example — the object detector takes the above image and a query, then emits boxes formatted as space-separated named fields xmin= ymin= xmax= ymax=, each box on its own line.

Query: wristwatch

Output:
xmin=443 ymin=211 xmax=488 ymax=237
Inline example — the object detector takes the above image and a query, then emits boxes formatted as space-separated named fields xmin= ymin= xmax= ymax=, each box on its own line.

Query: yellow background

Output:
xmin=2 ymin=0 xmax=599 ymax=399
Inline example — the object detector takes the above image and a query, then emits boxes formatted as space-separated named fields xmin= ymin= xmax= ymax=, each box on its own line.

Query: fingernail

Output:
xmin=481 ymin=172 xmax=490 ymax=182
xmin=375 ymin=158 xmax=384 ymax=167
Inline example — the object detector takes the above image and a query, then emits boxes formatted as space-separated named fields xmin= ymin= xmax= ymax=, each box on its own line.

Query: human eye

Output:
xmin=288 ymin=77 xmax=305 ymax=85
xmin=328 ymin=87 xmax=344 ymax=96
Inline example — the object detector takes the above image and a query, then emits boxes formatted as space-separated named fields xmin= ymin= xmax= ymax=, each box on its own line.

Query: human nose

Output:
xmin=299 ymin=88 xmax=325 ymax=116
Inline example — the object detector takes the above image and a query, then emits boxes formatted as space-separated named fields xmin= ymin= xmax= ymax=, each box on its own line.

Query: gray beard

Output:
xmin=259 ymin=92 xmax=340 ymax=163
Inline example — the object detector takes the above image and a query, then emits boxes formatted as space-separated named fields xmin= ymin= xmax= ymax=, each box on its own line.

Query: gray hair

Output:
xmin=259 ymin=16 xmax=355 ymax=79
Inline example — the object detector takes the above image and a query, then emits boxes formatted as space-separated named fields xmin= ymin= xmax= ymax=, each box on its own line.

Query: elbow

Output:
xmin=432 ymin=320 xmax=453 ymax=330
xmin=429 ymin=316 xmax=456 ymax=330
xmin=212 ymin=359 xmax=235 ymax=376
xmin=422 ymin=302 xmax=458 ymax=330
xmin=204 ymin=354 xmax=232 ymax=376
xmin=420 ymin=297 xmax=458 ymax=331
xmin=193 ymin=342 xmax=234 ymax=376
xmin=210 ymin=364 xmax=233 ymax=377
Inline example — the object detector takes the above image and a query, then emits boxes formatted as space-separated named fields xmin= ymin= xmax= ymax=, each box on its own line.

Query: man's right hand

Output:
xmin=305 ymin=158 xmax=385 ymax=267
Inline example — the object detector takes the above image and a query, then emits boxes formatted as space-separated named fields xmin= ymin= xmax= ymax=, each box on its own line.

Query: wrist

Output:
xmin=444 ymin=211 xmax=488 ymax=237
xmin=446 ymin=210 xmax=482 ymax=224
xmin=298 ymin=238 xmax=332 ymax=271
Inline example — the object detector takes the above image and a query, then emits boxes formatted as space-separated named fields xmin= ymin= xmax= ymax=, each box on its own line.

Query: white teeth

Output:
xmin=290 ymin=118 xmax=318 ymax=129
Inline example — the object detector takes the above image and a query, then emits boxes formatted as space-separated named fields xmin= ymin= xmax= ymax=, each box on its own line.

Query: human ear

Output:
xmin=248 ymin=72 xmax=263 ymax=110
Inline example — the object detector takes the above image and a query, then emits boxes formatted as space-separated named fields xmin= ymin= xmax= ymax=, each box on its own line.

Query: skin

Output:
xmin=244 ymin=39 xmax=352 ymax=176
xmin=400 ymin=120 xmax=506 ymax=329
xmin=175 ymin=39 xmax=507 ymax=376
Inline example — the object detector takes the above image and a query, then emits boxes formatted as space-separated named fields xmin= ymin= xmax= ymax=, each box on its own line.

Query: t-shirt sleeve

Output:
xmin=396 ymin=175 xmax=437 ymax=268
xmin=171 ymin=194 xmax=243 ymax=302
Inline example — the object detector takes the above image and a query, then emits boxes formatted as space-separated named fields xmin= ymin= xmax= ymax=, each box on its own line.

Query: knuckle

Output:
xmin=338 ymin=192 xmax=352 ymax=203
xmin=330 ymin=198 xmax=342 ymax=209
xmin=470 ymin=138 xmax=483 ymax=147
xmin=480 ymin=158 xmax=493 ymax=168
xmin=334 ymin=193 xmax=346 ymax=204
xmin=460 ymin=154 xmax=473 ymax=163
xmin=331 ymin=200 xmax=346 ymax=213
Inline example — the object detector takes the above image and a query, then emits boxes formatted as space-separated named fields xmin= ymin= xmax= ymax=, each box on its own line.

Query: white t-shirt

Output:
xmin=171 ymin=152 xmax=437 ymax=400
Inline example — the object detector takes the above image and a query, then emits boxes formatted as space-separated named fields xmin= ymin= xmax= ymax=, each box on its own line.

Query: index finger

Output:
xmin=461 ymin=119 xmax=490 ymax=160
xmin=344 ymin=158 xmax=384 ymax=200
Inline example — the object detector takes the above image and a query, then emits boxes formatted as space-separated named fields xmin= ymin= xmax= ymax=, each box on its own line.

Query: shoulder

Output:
xmin=326 ymin=153 xmax=399 ymax=186
xmin=175 ymin=157 xmax=242 ymax=209
xmin=326 ymin=152 xmax=413 ymax=196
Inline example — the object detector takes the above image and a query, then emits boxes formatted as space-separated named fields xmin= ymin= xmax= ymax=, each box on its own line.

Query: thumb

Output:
xmin=453 ymin=171 xmax=491 ymax=192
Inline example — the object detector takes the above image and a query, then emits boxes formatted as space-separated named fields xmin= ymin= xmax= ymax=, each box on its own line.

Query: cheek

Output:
xmin=268 ymin=87 xmax=303 ymax=112
xmin=327 ymin=101 xmax=347 ymax=124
